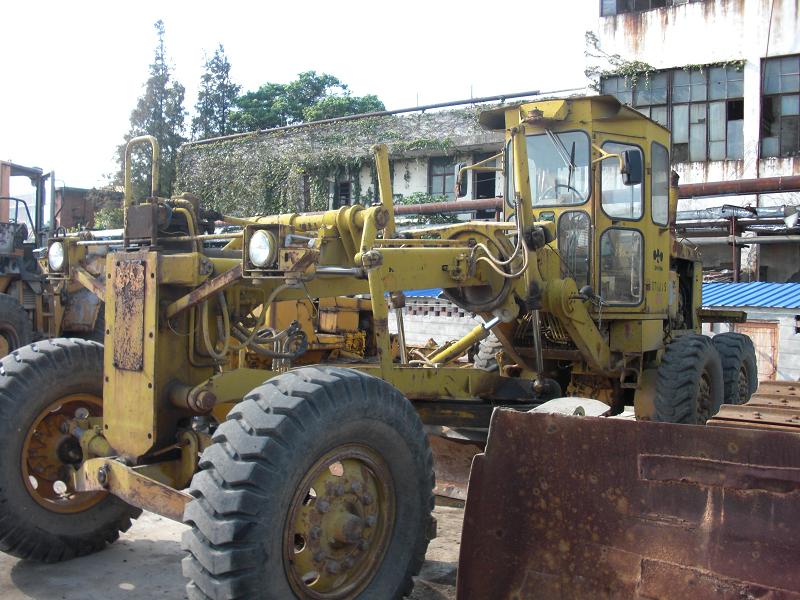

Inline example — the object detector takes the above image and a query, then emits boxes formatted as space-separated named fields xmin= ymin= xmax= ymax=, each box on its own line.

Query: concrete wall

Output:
xmin=705 ymin=307 xmax=800 ymax=380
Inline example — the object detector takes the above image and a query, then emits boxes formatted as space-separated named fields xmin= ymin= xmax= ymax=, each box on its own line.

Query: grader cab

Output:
xmin=0 ymin=95 xmax=791 ymax=600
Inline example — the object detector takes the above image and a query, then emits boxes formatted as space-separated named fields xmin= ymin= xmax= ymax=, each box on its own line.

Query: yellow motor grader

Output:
xmin=0 ymin=96 xmax=783 ymax=600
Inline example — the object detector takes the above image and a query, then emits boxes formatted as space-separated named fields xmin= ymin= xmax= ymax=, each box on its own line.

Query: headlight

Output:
xmin=248 ymin=230 xmax=276 ymax=268
xmin=48 ymin=242 xmax=65 ymax=272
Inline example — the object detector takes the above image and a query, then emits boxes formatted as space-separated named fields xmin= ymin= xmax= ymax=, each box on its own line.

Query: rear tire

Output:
xmin=653 ymin=334 xmax=724 ymax=424
xmin=0 ymin=338 xmax=139 ymax=562
xmin=0 ymin=292 xmax=32 ymax=357
xmin=182 ymin=366 xmax=434 ymax=600
xmin=712 ymin=332 xmax=758 ymax=405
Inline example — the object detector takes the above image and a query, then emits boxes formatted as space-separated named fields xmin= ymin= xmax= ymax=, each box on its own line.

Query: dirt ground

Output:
xmin=0 ymin=505 xmax=463 ymax=600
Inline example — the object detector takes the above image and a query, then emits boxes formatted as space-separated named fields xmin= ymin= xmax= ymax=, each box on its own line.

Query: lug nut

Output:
xmin=313 ymin=551 xmax=325 ymax=563
xmin=343 ymin=557 xmax=354 ymax=569
xmin=316 ymin=500 xmax=330 ymax=514
xmin=350 ymin=481 xmax=362 ymax=493
xmin=358 ymin=540 xmax=369 ymax=551
xmin=309 ymin=526 xmax=321 ymax=540
xmin=334 ymin=484 xmax=345 ymax=497
xmin=361 ymin=493 xmax=373 ymax=506
xmin=365 ymin=515 xmax=376 ymax=528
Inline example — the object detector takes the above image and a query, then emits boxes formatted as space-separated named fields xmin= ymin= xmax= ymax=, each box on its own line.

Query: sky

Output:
xmin=0 ymin=0 xmax=594 ymax=190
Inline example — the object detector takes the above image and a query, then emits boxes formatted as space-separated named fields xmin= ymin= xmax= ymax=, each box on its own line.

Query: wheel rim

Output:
xmin=695 ymin=373 xmax=712 ymax=423
xmin=21 ymin=393 xmax=106 ymax=513
xmin=737 ymin=366 xmax=750 ymax=404
xmin=0 ymin=325 xmax=19 ymax=355
xmin=284 ymin=444 xmax=395 ymax=599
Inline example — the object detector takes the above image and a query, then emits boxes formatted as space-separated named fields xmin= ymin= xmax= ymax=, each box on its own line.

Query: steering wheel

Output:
xmin=540 ymin=183 xmax=585 ymax=203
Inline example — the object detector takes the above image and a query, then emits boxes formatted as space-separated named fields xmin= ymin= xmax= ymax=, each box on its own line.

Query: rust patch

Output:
xmin=113 ymin=259 xmax=145 ymax=371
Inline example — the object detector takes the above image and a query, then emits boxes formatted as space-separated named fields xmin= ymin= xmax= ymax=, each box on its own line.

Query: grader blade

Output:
xmin=457 ymin=407 xmax=800 ymax=599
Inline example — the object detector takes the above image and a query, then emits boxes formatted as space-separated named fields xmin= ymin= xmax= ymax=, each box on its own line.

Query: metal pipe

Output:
xmin=687 ymin=235 xmax=800 ymax=245
xmin=76 ymin=231 xmax=241 ymax=246
xmin=394 ymin=198 xmax=503 ymax=216
xmin=678 ymin=175 xmax=800 ymax=198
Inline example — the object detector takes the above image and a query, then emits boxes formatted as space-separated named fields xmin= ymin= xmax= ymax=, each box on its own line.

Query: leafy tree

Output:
xmin=117 ymin=20 xmax=186 ymax=199
xmin=303 ymin=94 xmax=385 ymax=121
xmin=229 ymin=71 xmax=383 ymax=131
xmin=192 ymin=44 xmax=240 ymax=140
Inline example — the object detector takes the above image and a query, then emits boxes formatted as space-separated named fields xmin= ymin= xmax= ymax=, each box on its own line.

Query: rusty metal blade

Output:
xmin=457 ymin=409 xmax=800 ymax=599
xmin=428 ymin=434 xmax=483 ymax=504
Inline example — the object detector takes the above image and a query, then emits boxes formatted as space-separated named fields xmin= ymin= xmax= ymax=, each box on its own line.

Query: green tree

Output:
xmin=117 ymin=20 xmax=186 ymax=199
xmin=303 ymin=94 xmax=385 ymax=121
xmin=229 ymin=71 xmax=382 ymax=132
xmin=192 ymin=44 xmax=240 ymax=140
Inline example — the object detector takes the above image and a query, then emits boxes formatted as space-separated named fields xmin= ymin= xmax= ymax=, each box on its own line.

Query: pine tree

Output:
xmin=117 ymin=20 xmax=186 ymax=199
xmin=192 ymin=45 xmax=240 ymax=140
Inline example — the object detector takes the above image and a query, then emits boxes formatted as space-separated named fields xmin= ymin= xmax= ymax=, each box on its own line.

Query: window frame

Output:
xmin=600 ymin=140 xmax=645 ymax=223
xmin=598 ymin=226 xmax=645 ymax=307
xmin=600 ymin=66 xmax=745 ymax=162
xmin=428 ymin=156 xmax=457 ymax=199
xmin=760 ymin=55 xmax=800 ymax=159
xmin=651 ymin=142 xmax=670 ymax=226
xmin=601 ymin=0 xmax=704 ymax=17
xmin=527 ymin=129 xmax=593 ymax=209
xmin=557 ymin=210 xmax=592 ymax=288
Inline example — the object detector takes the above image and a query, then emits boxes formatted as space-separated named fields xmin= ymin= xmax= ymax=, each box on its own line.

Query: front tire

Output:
xmin=712 ymin=332 xmax=758 ymax=405
xmin=653 ymin=334 xmax=724 ymax=424
xmin=182 ymin=366 xmax=434 ymax=600
xmin=0 ymin=338 xmax=139 ymax=562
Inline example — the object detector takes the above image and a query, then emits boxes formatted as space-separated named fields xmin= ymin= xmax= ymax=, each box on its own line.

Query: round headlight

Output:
xmin=248 ymin=230 xmax=276 ymax=268
xmin=48 ymin=242 xmax=65 ymax=272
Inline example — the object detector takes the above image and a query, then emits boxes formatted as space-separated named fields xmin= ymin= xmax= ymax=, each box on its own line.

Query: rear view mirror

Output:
xmin=454 ymin=163 xmax=468 ymax=198
xmin=620 ymin=150 xmax=643 ymax=186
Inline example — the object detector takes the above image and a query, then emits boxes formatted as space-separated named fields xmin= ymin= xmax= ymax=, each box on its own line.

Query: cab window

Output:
xmin=558 ymin=211 xmax=591 ymax=287
xmin=599 ymin=228 xmax=643 ymax=304
xmin=601 ymin=142 xmax=643 ymax=220
xmin=652 ymin=142 xmax=669 ymax=225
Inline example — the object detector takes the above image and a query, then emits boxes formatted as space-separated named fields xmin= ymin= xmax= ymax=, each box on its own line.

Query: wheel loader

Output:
xmin=0 ymin=95 xmax=792 ymax=600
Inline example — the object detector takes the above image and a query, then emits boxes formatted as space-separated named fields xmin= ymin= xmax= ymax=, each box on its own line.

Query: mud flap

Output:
xmin=457 ymin=408 xmax=800 ymax=599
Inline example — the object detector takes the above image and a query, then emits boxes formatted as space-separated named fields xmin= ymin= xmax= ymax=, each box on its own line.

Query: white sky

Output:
xmin=0 ymin=0 xmax=594 ymax=189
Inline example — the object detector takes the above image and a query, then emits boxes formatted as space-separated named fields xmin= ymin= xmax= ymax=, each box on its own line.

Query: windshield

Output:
xmin=526 ymin=131 xmax=590 ymax=206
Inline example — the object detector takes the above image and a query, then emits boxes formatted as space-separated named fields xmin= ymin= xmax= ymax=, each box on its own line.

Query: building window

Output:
xmin=761 ymin=55 xmax=800 ymax=158
xmin=601 ymin=66 xmax=744 ymax=162
xmin=429 ymin=157 xmax=456 ymax=199
xmin=601 ymin=0 xmax=704 ymax=17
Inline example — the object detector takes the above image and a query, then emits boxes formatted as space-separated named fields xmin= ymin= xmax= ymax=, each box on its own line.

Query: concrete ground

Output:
xmin=0 ymin=505 xmax=462 ymax=600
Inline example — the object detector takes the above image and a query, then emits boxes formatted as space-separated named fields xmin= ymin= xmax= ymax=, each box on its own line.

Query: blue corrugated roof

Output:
xmin=405 ymin=288 xmax=443 ymax=298
xmin=702 ymin=282 xmax=800 ymax=309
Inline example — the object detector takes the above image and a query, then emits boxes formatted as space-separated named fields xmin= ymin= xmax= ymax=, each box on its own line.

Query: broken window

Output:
xmin=600 ymin=0 xmax=703 ymax=16
xmin=761 ymin=55 xmax=800 ymax=158
xmin=428 ymin=157 xmax=456 ymax=199
xmin=602 ymin=66 xmax=744 ymax=162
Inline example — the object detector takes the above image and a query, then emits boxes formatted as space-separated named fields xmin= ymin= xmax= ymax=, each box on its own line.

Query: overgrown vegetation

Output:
xmin=177 ymin=109 xmax=483 ymax=217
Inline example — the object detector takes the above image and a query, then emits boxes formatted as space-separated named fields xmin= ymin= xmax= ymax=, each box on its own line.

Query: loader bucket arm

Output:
xmin=457 ymin=405 xmax=800 ymax=598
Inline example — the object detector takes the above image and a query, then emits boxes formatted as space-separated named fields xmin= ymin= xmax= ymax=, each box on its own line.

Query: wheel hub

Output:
xmin=284 ymin=444 xmax=395 ymax=599
xmin=21 ymin=394 xmax=105 ymax=513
